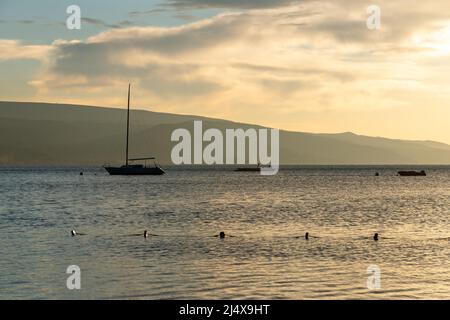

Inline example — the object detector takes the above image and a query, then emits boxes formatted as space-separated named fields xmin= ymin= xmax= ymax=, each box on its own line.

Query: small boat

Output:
xmin=104 ymin=84 xmax=165 ymax=176
xmin=398 ymin=170 xmax=426 ymax=176
xmin=235 ymin=162 xmax=270 ymax=172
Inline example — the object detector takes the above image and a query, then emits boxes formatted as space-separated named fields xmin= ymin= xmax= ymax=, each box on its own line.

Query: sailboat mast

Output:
xmin=125 ymin=83 xmax=130 ymax=166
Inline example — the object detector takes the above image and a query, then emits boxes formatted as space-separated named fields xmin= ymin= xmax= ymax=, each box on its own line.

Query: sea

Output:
xmin=0 ymin=165 xmax=449 ymax=299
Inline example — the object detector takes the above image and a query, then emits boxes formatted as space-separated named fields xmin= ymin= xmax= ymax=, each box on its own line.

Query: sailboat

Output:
xmin=104 ymin=84 xmax=165 ymax=175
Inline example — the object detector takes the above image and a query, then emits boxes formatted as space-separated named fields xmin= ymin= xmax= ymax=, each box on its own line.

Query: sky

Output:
xmin=1 ymin=0 xmax=450 ymax=144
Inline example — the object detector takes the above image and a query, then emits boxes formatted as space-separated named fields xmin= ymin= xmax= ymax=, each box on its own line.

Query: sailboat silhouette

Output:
xmin=104 ymin=84 xmax=165 ymax=175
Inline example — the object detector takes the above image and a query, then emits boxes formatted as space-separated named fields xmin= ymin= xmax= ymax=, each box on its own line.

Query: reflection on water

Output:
xmin=0 ymin=166 xmax=449 ymax=299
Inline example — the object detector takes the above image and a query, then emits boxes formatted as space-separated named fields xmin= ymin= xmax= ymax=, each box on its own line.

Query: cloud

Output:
xmin=128 ymin=8 xmax=168 ymax=17
xmin=81 ymin=17 xmax=134 ymax=29
xmin=16 ymin=19 xmax=35 ymax=25
xmin=0 ymin=18 xmax=41 ymax=25
xmin=232 ymin=63 xmax=354 ymax=82
xmin=26 ymin=2 xmax=450 ymax=100
xmin=0 ymin=40 xmax=52 ymax=61
xmin=166 ymin=0 xmax=300 ymax=10
xmin=83 ymin=12 xmax=249 ymax=55
xmin=258 ymin=78 xmax=309 ymax=95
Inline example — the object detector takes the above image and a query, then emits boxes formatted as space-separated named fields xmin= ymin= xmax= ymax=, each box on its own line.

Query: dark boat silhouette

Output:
xmin=398 ymin=170 xmax=426 ymax=176
xmin=104 ymin=84 xmax=165 ymax=176
xmin=235 ymin=162 xmax=270 ymax=172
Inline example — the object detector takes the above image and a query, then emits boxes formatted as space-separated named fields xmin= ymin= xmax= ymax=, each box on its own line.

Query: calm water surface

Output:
xmin=0 ymin=166 xmax=449 ymax=299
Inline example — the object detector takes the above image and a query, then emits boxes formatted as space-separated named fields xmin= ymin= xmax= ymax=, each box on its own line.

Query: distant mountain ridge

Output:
xmin=1 ymin=101 xmax=450 ymax=165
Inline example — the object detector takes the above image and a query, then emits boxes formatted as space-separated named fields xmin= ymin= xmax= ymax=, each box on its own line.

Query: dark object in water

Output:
xmin=80 ymin=172 xmax=83 ymax=176
xmin=374 ymin=233 xmax=379 ymax=241
xmin=235 ymin=167 xmax=261 ymax=172
xmin=219 ymin=231 xmax=225 ymax=239
xmin=398 ymin=170 xmax=426 ymax=176
xmin=71 ymin=229 xmax=86 ymax=236
xmin=105 ymin=164 xmax=165 ymax=175
xmin=235 ymin=162 xmax=270 ymax=172
xmin=104 ymin=84 xmax=165 ymax=176
xmin=305 ymin=232 xmax=309 ymax=240
xmin=142 ymin=230 xmax=158 ymax=238
xmin=375 ymin=172 xmax=379 ymax=176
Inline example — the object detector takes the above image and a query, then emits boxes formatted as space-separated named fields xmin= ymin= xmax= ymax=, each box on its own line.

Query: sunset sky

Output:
xmin=1 ymin=0 xmax=450 ymax=143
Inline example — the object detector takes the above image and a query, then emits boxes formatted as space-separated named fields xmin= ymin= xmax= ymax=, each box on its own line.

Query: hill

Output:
xmin=1 ymin=101 xmax=449 ymax=165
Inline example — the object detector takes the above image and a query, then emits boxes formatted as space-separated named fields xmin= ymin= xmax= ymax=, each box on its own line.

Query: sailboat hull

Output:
xmin=234 ymin=168 xmax=261 ymax=172
xmin=104 ymin=165 xmax=165 ymax=175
